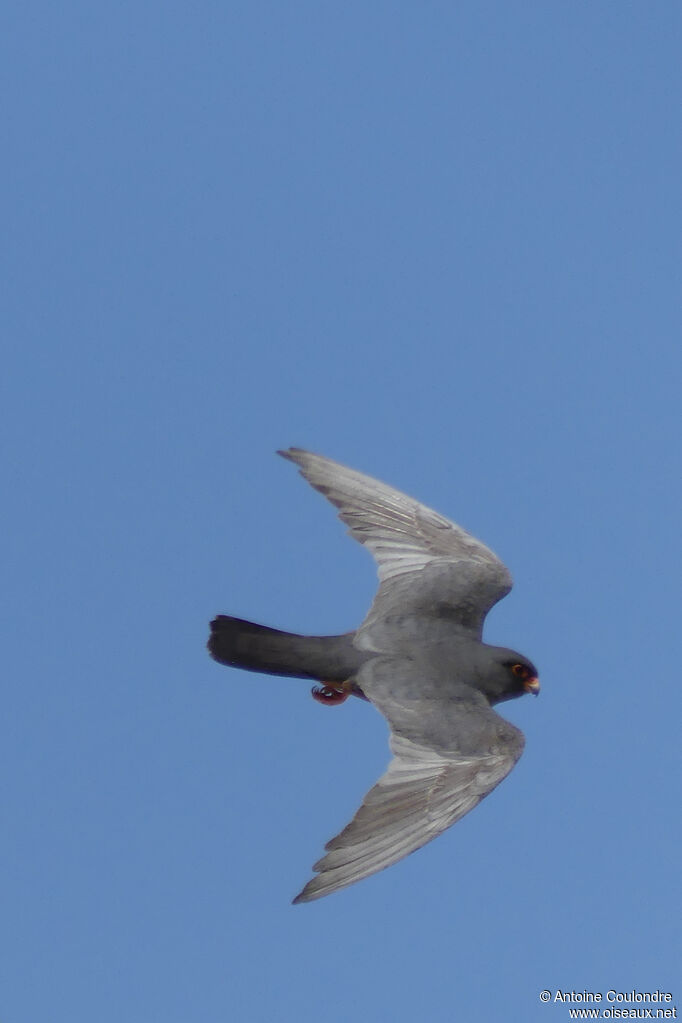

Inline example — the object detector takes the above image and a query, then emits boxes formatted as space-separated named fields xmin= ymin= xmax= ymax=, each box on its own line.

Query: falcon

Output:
xmin=208 ymin=449 xmax=539 ymax=903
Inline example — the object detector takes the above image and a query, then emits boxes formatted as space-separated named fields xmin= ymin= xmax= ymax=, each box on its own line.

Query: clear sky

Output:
xmin=3 ymin=3 xmax=681 ymax=1021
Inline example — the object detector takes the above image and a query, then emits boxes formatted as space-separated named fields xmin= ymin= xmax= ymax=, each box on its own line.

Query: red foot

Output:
xmin=311 ymin=684 xmax=350 ymax=706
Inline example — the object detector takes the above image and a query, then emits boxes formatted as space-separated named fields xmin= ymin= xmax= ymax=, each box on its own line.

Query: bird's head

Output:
xmin=477 ymin=646 xmax=540 ymax=705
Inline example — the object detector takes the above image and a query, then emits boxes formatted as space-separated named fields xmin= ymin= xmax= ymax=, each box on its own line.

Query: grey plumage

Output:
xmin=209 ymin=448 xmax=538 ymax=903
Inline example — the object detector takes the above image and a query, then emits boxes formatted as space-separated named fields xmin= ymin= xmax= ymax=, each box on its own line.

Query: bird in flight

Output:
xmin=208 ymin=449 xmax=539 ymax=903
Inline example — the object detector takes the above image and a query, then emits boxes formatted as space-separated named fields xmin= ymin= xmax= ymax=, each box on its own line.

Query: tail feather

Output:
xmin=207 ymin=615 xmax=362 ymax=683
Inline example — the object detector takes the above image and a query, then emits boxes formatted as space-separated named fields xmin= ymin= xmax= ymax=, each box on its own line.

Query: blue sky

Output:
xmin=3 ymin=2 xmax=681 ymax=1020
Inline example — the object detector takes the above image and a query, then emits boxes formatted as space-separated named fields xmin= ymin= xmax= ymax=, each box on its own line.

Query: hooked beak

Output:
xmin=524 ymin=676 xmax=540 ymax=696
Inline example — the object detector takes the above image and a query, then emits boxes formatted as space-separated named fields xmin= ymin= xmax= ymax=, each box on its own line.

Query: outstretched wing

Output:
xmin=278 ymin=448 xmax=511 ymax=638
xmin=293 ymin=716 xmax=524 ymax=904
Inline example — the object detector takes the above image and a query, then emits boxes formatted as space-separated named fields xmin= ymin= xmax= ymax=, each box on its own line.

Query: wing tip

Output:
xmin=291 ymin=880 xmax=318 ymax=905
xmin=277 ymin=446 xmax=308 ymax=462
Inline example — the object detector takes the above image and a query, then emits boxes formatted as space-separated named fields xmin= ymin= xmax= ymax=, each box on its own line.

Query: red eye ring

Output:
xmin=511 ymin=663 xmax=528 ymax=679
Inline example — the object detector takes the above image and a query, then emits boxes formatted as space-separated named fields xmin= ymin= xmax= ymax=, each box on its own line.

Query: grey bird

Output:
xmin=208 ymin=449 xmax=539 ymax=903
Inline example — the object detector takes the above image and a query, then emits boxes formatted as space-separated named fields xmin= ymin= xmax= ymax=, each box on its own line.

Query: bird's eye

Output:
xmin=511 ymin=663 xmax=529 ymax=680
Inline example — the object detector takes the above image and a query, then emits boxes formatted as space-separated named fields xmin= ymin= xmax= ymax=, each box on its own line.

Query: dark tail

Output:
xmin=207 ymin=615 xmax=363 ymax=683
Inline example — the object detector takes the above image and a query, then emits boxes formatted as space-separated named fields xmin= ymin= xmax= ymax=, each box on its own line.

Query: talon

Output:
xmin=311 ymin=683 xmax=350 ymax=706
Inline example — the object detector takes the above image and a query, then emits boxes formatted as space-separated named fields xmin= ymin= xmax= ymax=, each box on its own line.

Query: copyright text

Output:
xmin=538 ymin=990 xmax=677 ymax=1019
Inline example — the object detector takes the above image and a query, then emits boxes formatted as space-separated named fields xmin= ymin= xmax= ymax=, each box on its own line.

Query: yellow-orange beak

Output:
xmin=524 ymin=676 xmax=540 ymax=696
